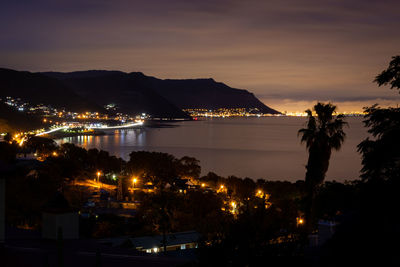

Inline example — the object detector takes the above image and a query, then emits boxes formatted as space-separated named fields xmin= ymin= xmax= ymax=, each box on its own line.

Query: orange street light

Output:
xmin=96 ymin=171 xmax=101 ymax=182
xmin=296 ymin=217 xmax=304 ymax=226
xmin=132 ymin=177 xmax=139 ymax=191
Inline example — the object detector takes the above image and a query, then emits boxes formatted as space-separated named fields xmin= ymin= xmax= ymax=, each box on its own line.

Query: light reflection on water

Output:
xmin=57 ymin=117 xmax=367 ymax=182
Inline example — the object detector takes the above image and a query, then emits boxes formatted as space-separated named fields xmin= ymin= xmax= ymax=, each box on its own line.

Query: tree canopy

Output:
xmin=358 ymin=55 xmax=400 ymax=181
xmin=374 ymin=55 xmax=400 ymax=91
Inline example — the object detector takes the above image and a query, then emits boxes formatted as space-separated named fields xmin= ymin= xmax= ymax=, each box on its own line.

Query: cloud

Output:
xmin=1 ymin=0 xmax=400 ymax=112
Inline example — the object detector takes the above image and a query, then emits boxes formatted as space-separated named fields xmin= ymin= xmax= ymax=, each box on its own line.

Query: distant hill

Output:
xmin=0 ymin=68 xmax=102 ymax=113
xmin=45 ymin=70 xmax=280 ymax=115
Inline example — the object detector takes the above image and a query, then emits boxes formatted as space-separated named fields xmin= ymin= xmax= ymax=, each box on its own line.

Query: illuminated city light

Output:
xmin=96 ymin=171 xmax=101 ymax=182
xmin=296 ymin=217 xmax=305 ymax=226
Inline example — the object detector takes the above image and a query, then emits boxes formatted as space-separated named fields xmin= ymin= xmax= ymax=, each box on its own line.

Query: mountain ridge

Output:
xmin=45 ymin=70 xmax=280 ymax=114
xmin=0 ymin=68 xmax=280 ymax=119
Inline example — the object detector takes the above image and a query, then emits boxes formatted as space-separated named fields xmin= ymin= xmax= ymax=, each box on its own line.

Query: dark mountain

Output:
xmin=0 ymin=68 xmax=102 ymax=112
xmin=45 ymin=70 xmax=189 ymax=118
xmin=149 ymin=78 xmax=280 ymax=114
xmin=0 ymin=68 xmax=279 ymax=119
xmin=45 ymin=70 xmax=280 ymax=115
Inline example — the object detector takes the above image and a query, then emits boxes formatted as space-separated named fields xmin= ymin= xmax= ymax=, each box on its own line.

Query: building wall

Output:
xmin=0 ymin=178 xmax=4 ymax=244
xmin=42 ymin=212 xmax=79 ymax=239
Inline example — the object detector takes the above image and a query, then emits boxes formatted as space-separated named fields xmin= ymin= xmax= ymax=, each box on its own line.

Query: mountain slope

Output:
xmin=45 ymin=70 xmax=280 ymax=115
xmin=0 ymin=68 xmax=102 ymax=112
xmin=45 ymin=70 xmax=189 ymax=118
xmin=149 ymin=78 xmax=280 ymax=113
xmin=0 ymin=102 xmax=43 ymax=132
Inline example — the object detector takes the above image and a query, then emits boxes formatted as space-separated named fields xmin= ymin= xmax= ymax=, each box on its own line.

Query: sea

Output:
xmin=58 ymin=117 xmax=368 ymax=182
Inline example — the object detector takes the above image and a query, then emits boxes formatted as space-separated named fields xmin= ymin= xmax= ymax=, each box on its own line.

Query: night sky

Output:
xmin=1 ymin=0 xmax=399 ymax=112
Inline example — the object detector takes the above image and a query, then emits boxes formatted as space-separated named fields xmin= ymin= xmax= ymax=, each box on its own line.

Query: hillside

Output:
xmin=0 ymin=68 xmax=279 ymax=119
xmin=149 ymin=78 xmax=279 ymax=113
xmin=0 ymin=103 xmax=43 ymax=133
xmin=45 ymin=70 xmax=189 ymax=118
xmin=45 ymin=70 xmax=280 ymax=115
xmin=0 ymin=68 xmax=102 ymax=113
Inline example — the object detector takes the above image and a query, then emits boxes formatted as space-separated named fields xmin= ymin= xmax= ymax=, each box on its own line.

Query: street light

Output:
xmin=296 ymin=217 xmax=304 ymax=226
xmin=132 ymin=177 xmax=138 ymax=201
xmin=96 ymin=171 xmax=101 ymax=182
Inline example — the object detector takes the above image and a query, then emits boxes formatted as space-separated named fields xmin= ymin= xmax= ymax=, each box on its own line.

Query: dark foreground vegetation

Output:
xmin=1 ymin=56 xmax=400 ymax=266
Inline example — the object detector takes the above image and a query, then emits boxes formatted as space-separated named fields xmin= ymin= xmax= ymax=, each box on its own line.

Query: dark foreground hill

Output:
xmin=0 ymin=102 xmax=43 ymax=132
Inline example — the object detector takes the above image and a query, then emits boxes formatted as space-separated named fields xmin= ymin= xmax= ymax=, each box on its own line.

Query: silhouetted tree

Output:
xmin=358 ymin=55 xmax=400 ymax=181
xmin=26 ymin=136 xmax=57 ymax=156
xmin=374 ymin=55 xmax=400 ymax=92
xmin=357 ymin=106 xmax=400 ymax=181
xmin=177 ymin=156 xmax=201 ymax=179
xmin=0 ymin=141 xmax=17 ymax=163
xmin=298 ymin=102 xmax=347 ymax=230
xmin=127 ymin=151 xmax=179 ymax=188
xmin=320 ymin=56 xmax=400 ymax=266
xmin=3 ymin=132 xmax=12 ymax=142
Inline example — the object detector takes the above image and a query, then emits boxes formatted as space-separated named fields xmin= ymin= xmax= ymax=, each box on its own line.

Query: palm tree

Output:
xmin=298 ymin=102 xmax=347 ymax=230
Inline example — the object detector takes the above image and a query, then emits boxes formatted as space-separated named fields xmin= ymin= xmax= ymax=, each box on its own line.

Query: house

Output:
xmin=308 ymin=220 xmax=338 ymax=247
xmin=0 ymin=161 xmax=14 ymax=246
xmin=0 ymin=172 xmax=5 ymax=246
xmin=130 ymin=231 xmax=200 ymax=253
xmin=42 ymin=192 xmax=79 ymax=240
